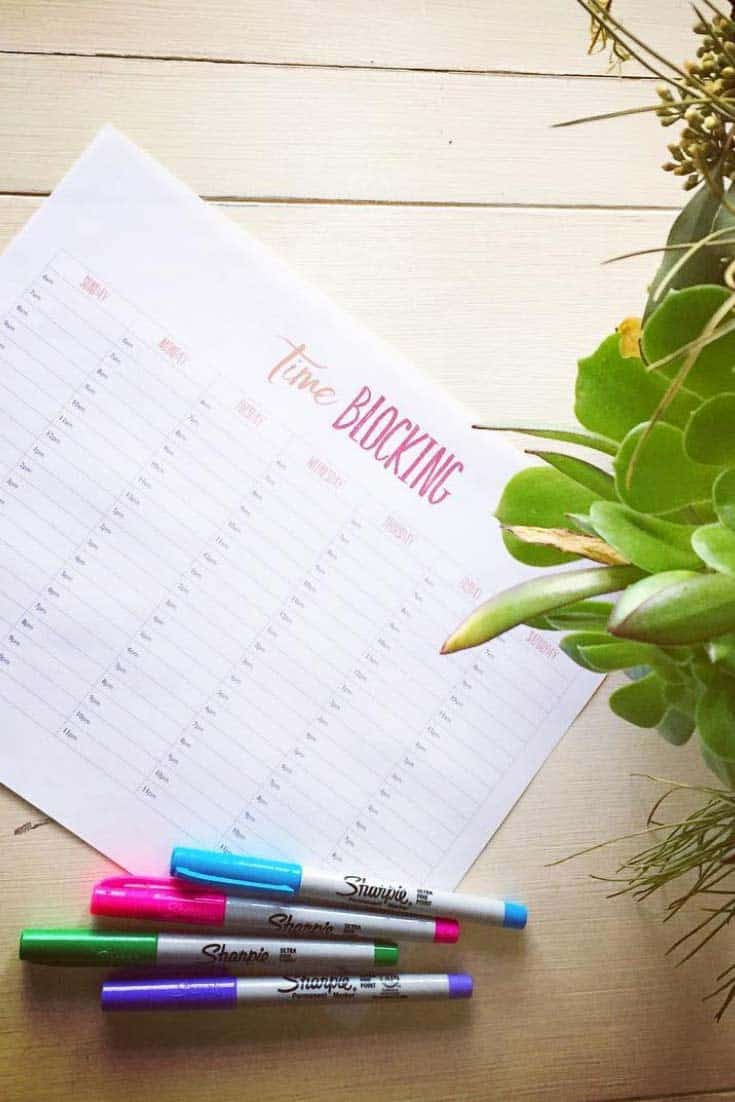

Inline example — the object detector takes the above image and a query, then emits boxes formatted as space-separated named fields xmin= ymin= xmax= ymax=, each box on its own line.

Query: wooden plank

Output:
xmin=3 ymin=688 xmax=735 ymax=1102
xmin=0 ymin=54 xmax=689 ymax=205
xmin=1 ymin=0 xmax=695 ymax=76
xmin=0 ymin=195 xmax=669 ymax=425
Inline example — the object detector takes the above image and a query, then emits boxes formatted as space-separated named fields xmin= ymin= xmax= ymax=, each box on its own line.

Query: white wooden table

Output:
xmin=2 ymin=3 xmax=735 ymax=1099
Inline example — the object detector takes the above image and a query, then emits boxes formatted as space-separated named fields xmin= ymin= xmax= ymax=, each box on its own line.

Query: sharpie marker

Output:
xmin=171 ymin=847 xmax=527 ymax=929
xmin=19 ymin=928 xmax=398 ymax=971
xmin=91 ymin=878 xmax=459 ymax=943
xmin=101 ymin=972 xmax=473 ymax=1011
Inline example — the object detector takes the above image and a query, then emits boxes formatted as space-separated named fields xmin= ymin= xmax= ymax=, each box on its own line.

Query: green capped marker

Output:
xmin=19 ymin=929 xmax=398 ymax=971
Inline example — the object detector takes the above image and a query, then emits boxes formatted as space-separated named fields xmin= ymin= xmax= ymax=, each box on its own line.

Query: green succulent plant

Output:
xmin=443 ymin=272 xmax=735 ymax=785
xmin=443 ymin=1 xmax=735 ymax=790
xmin=445 ymin=0 xmax=735 ymax=1021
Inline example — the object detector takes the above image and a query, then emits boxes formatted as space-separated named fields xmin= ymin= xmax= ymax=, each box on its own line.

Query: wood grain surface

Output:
xmin=2 ymin=3 xmax=734 ymax=1101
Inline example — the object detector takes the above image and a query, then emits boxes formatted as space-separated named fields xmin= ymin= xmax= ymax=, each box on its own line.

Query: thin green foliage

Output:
xmin=554 ymin=778 xmax=735 ymax=1019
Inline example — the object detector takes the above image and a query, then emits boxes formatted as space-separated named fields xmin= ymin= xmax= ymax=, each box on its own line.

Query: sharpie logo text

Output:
xmin=201 ymin=943 xmax=270 ymax=963
xmin=337 ymin=875 xmax=411 ymax=907
xmin=277 ymin=975 xmax=355 ymax=995
xmin=268 ymin=912 xmax=335 ymax=937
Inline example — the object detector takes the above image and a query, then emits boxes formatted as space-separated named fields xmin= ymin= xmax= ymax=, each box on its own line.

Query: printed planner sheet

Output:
xmin=0 ymin=128 xmax=599 ymax=886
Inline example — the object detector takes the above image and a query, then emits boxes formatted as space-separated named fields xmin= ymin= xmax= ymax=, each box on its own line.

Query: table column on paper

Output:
xmin=0 ymin=251 xmax=290 ymax=811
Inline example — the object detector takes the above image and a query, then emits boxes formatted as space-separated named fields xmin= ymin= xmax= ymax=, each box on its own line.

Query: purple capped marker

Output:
xmin=102 ymin=975 xmax=238 ymax=1012
xmin=101 ymin=973 xmax=473 ymax=1011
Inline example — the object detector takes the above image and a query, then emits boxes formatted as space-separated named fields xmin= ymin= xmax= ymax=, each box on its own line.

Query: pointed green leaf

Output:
xmin=609 ymin=674 xmax=667 ymax=727
xmin=658 ymin=706 xmax=696 ymax=745
xmin=713 ymin=467 xmax=735 ymax=531
xmin=559 ymin=631 xmax=614 ymax=671
xmin=698 ymin=675 xmax=735 ymax=785
xmin=526 ymin=451 xmax=616 ymax=501
xmin=474 ymin=425 xmax=617 ymax=456
xmin=495 ymin=467 xmax=600 ymax=567
xmin=642 ymin=285 xmax=735 ymax=399
xmin=441 ymin=565 xmax=644 ymax=654
xmin=645 ymin=183 xmax=723 ymax=319
xmin=614 ymin=422 xmax=720 ymax=514
xmin=578 ymin=641 xmax=662 ymax=672
xmin=575 ymin=333 xmax=699 ymax=442
xmin=684 ymin=394 xmax=735 ymax=466
xmin=691 ymin=523 xmax=735 ymax=576
xmin=589 ymin=501 xmax=700 ymax=573
xmin=609 ymin=570 xmax=735 ymax=645
xmin=546 ymin=600 xmax=614 ymax=631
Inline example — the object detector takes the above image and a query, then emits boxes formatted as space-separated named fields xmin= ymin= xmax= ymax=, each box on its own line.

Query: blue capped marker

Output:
xmin=171 ymin=847 xmax=527 ymax=929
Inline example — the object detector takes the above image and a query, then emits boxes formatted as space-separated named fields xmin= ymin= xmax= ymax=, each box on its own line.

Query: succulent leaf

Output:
xmin=578 ymin=641 xmax=666 ymax=672
xmin=575 ymin=333 xmax=699 ymax=441
xmin=589 ymin=501 xmax=701 ymax=572
xmin=502 ymin=526 xmax=627 ymax=565
xmin=609 ymin=674 xmax=667 ymax=728
xmin=684 ymin=394 xmax=735 ymax=466
xmin=546 ymin=600 xmax=614 ymax=630
xmin=495 ymin=467 xmax=601 ymax=567
xmin=614 ymin=422 xmax=720 ymax=514
xmin=645 ymin=185 xmax=724 ymax=318
xmin=713 ymin=467 xmax=735 ymax=531
xmin=609 ymin=571 xmax=735 ymax=645
xmin=698 ymin=675 xmax=735 ymax=785
xmin=691 ymin=523 xmax=735 ymax=576
xmin=657 ymin=707 xmax=696 ymax=745
xmin=559 ymin=631 xmax=615 ymax=671
xmin=440 ymin=565 xmax=644 ymax=655
xmin=474 ymin=425 xmax=617 ymax=456
xmin=642 ymin=286 xmax=735 ymax=399
xmin=525 ymin=451 xmax=617 ymax=500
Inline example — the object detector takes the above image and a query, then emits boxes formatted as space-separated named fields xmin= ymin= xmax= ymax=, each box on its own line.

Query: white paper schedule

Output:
xmin=0 ymin=128 xmax=600 ymax=886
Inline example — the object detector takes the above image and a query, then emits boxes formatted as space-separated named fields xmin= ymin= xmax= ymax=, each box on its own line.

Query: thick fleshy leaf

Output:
xmin=526 ymin=451 xmax=617 ymax=501
xmin=560 ymin=631 xmax=613 ymax=671
xmin=575 ymin=333 xmax=699 ymax=442
xmin=502 ymin=526 xmax=627 ymax=565
xmin=546 ymin=600 xmax=614 ymax=630
xmin=645 ymin=183 xmax=723 ymax=319
xmin=684 ymin=394 xmax=735 ymax=466
xmin=589 ymin=501 xmax=700 ymax=573
xmin=713 ymin=467 xmax=735 ymax=531
xmin=440 ymin=565 xmax=644 ymax=655
xmin=657 ymin=707 xmax=696 ymax=746
xmin=707 ymin=633 xmax=735 ymax=674
xmin=609 ymin=674 xmax=667 ymax=728
xmin=697 ymin=675 xmax=735 ymax=785
xmin=495 ymin=467 xmax=600 ymax=567
xmin=564 ymin=512 xmax=598 ymax=536
xmin=609 ymin=570 xmax=735 ymax=645
xmin=691 ymin=523 xmax=735 ymax=576
xmin=614 ymin=422 xmax=720 ymax=514
xmin=473 ymin=425 xmax=617 ymax=456
xmin=578 ymin=641 xmax=662 ymax=672
xmin=642 ymin=285 xmax=735 ymax=399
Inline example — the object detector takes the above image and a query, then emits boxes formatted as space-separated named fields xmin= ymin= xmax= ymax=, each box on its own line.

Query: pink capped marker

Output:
xmin=91 ymin=878 xmax=459 ymax=943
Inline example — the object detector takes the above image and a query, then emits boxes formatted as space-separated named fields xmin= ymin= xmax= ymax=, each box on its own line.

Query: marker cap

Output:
xmin=433 ymin=918 xmax=460 ymax=944
xmin=20 ymin=928 xmax=157 ymax=966
xmin=171 ymin=847 xmax=302 ymax=896
xmin=502 ymin=902 xmax=528 ymax=930
xmin=90 ymin=877 xmax=226 ymax=926
xmin=102 ymin=975 xmax=238 ymax=1012
xmin=374 ymin=942 xmax=399 ymax=966
xmin=447 ymin=974 xmax=473 ymax=999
